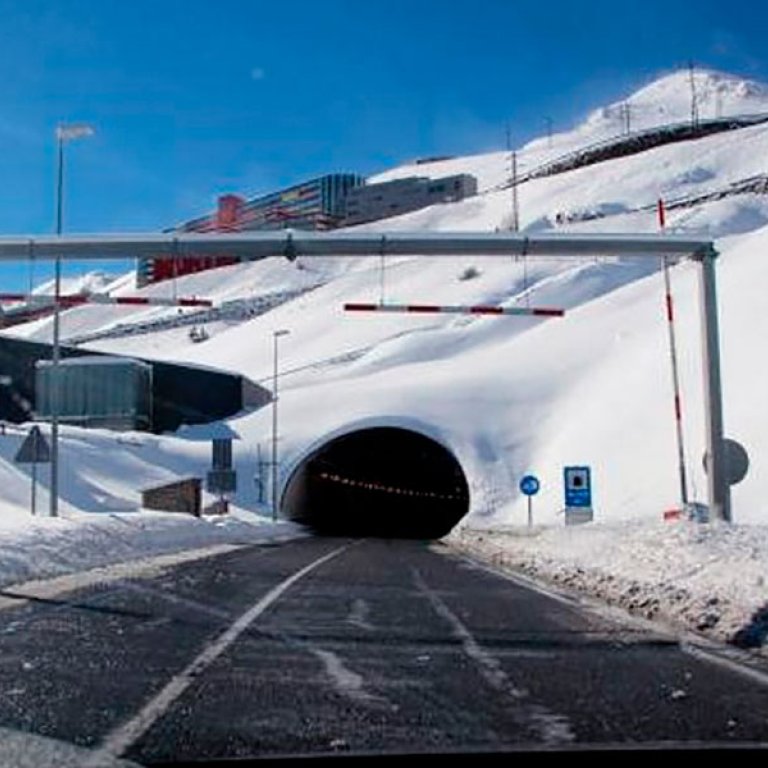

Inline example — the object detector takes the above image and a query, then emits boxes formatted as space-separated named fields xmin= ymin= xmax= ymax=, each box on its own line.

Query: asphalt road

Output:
xmin=0 ymin=536 xmax=767 ymax=764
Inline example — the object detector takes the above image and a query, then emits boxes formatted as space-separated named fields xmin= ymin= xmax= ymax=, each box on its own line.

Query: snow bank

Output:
xmin=0 ymin=422 xmax=301 ymax=590
xmin=0 ymin=511 xmax=301 ymax=590
xmin=448 ymin=519 xmax=768 ymax=651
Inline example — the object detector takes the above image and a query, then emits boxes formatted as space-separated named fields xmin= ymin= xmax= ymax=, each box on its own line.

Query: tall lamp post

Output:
xmin=271 ymin=329 xmax=290 ymax=522
xmin=50 ymin=123 xmax=94 ymax=518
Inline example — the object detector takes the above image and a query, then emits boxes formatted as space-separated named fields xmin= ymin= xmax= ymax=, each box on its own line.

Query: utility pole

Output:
xmin=510 ymin=151 xmax=519 ymax=232
xmin=688 ymin=60 xmax=700 ymax=131
xmin=698 ymin=247 xmax=730 ymax=522
xmin=506 ymin=123 xmax=519 ymax=232
xmin=271 ymin=329 xmax=290 ymax=522
xmin=50 ymin=123 xmax=93 ymax=518
xmin=622 ymin=102 xmax=632 ymax=136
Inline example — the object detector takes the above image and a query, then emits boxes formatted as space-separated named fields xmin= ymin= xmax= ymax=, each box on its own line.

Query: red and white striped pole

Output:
xmin=658 ymin=198 xmax=689 ymax=506
xmin=0 ymin=293 xmax=213 ymax=308
xmin=344 ymin=302 xmax=564 ymax=317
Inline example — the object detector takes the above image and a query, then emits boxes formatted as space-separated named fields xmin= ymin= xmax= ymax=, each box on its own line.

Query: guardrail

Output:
xmin=486 ymin=112 xmax=768 ymax=195
xmin=64 ymin=285 xmax=320 ymax=346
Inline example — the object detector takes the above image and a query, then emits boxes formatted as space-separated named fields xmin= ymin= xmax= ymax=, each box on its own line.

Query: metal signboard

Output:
xmin=212 ymin=438 xmax=233 ymax=470
xmin=703 ymin=438 xmax=749 ymax=486
xmin=519 ymin=474 xmax=540 ymax=528
xmin=14 ymin=425 xmax=51 ymax=464
xmin=207 ymin=469 xmax=237 ymax=495
xmin=14 ymin=425 xmax=51 ymax=517
xmin=564 ymin=466 xmax=591 ymax=508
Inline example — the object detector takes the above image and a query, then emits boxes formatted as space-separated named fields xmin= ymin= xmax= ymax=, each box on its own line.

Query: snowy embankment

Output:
xmin=0 ymin=511 xmax=301 ymax=591
xmin=448 ymin=521 xmax=768 ymax=651
xmin=0 ymin=423 xmax=302 ymax=589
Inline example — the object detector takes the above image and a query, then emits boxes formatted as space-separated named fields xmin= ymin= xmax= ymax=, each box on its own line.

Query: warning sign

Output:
xmin=14 ymin=426 xmax=51 ymax=464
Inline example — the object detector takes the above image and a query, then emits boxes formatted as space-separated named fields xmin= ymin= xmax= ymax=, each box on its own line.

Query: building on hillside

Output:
xmin=138 ymin=173 xmax=364 ymax=286
xmin=341 ymin=174 xmax=478 ymax=226
xmin=136 ymin=171 xmax=478 ymax=286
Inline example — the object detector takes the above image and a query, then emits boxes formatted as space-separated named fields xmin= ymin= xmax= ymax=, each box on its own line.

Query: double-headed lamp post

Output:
xmin=271 ymin=329 xmax=290 ymax=522
xmin=50 ymin=123 xmax=94 ymax=518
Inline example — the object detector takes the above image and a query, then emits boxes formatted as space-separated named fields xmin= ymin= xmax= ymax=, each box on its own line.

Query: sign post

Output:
xmin=254 ymin=443 xmax=268 ymax=504
xmin=519 ymin=474 xmax=540 ymax=528
xmin=563 ymin=466 xmax=593 ymax=525
xmin=14 ymin=425 xmax=52 ymax=516
xmin=206 ymin=437 xmax=236 ymax=512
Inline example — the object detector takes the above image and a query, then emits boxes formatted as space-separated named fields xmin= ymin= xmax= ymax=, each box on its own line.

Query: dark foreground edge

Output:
xmin=144 ymin=743 xmax=768 ymax=767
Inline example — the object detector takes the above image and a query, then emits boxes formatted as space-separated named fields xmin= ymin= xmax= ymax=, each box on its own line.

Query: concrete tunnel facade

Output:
xmin=281 ymin=426 xmax=470 ymax=538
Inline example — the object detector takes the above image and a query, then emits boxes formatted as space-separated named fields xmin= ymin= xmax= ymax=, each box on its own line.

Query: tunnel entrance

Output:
xmin=282 ymin=427 xmax=470 ymax=539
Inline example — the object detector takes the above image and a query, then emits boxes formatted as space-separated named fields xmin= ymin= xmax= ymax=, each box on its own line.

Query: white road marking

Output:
xmin=91 ymin=541 xmax=354 ymax=762
xmin=411 ymin=567 xmax=574 ymax=744
xmin=449 ymin=548 xmax=679 ymax=638
xmin=0 ymin=544 xmax=247 ymax=613
xmin=117 ymin=581 xmax=234 ymax=624
xmin=681 ymin=642 xmax=768 ymax=688
xmin=311 ymin=648 xmax=381 ymax=703
xmin=346 ymin=598 xmax=375 ymax=631
xmin=454 ymin=547 xmax=768 ymax=685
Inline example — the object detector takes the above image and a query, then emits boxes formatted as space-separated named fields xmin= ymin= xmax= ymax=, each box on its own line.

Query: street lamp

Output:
xmin=271 ymin=329 xmax=290 ymax=522
xmin=50 ymin=122 xmax=94 ymax=518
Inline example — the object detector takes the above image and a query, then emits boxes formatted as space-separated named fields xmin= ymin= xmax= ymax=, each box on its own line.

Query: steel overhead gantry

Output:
xmin=0 ymin=230 xmax=728 ymax=522
xmin=0 ymin=230 xmax=716 ymax=260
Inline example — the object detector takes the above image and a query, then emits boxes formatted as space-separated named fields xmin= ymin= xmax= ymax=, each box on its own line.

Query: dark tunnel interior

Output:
xmin=282 ymin=427 xmax=470 ymax=539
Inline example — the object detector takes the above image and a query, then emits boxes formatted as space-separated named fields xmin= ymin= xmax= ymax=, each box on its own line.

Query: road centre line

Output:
xmin=411 ymin=566 xmax=574 ymax=744
xmin=91 ymin=540 xmax=356 ymax=762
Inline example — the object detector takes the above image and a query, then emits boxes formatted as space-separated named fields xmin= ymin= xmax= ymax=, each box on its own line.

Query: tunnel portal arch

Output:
xmin=281 ymin=426 xmax=470 ymax=538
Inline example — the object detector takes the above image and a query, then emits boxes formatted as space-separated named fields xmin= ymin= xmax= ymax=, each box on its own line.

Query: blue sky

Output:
xmin=0 ymin=0 xmax=764 ymax=288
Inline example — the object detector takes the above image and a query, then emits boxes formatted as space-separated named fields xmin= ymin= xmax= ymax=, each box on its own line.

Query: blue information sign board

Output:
xmin=564 ymin=466 xmax=592 ymax=508
xmin=519 ymin=475 xmax=540 ymax=496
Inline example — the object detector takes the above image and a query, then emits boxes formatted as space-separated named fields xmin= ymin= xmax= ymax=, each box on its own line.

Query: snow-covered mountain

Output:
xmin=4 ymin=66 xmax=768 ymax=532
xmin=371 ymin=68 xmax=768 ymax=191
xmin=29 ymin=270 xmax=124 ymax=299
xmin=583 ymin=68 xmax=768 ymax=133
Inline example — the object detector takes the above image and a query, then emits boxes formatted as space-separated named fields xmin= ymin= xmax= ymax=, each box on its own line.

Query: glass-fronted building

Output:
xmin=138 ymin=174 xmax=364 ymax=286
xmin=341 ymin=174 xmax=478 ymax=226
xmin=35 ymin=356 xmax=153 ymax=431
xmin=235 ymin=174 xmax=363 ymax=231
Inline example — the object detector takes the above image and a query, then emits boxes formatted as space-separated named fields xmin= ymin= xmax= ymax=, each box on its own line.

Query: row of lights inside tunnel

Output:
xmin=317 ymin=472 xmax=463 ymax=501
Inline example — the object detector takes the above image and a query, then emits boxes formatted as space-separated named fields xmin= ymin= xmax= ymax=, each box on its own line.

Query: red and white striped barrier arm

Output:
xmin=0 ymin=293 xmax=213 ymax=308
xmin=344 ymin=302 xmax=564 ymax=317
xmin=658 ymin=197 xmax=689 ymax=506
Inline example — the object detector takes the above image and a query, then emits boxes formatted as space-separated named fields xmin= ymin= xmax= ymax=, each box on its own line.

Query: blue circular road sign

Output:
xmin=519 ymin=475 xmax=540 ymax=496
